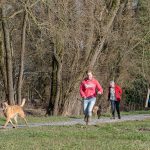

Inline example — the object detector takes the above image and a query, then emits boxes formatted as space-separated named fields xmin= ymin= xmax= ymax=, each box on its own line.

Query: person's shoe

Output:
xmin=118 ymin=115 xmax=121 ymax=119
xmin=84 ymin=115 xmax=87 ymax=122
xmin=86 ymin=116 xmax=91 ymax=125
xmin=86 ymin=121 xmax=89 ymax=125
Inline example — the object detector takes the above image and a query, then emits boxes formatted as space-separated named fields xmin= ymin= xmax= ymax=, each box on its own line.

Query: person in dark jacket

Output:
xmin=108 ymin=81 xmax=122 ymax=119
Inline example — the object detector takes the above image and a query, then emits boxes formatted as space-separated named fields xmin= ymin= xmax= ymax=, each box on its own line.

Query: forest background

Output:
xmin=0 ymin=0 xmax=150 ymax=116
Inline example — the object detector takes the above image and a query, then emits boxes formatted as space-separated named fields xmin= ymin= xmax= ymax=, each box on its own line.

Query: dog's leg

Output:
xmin=97 ymin=113 xmax=101 ymax=119
xmin=14 ymin=115 xmax=18 ymax=126
xmin=9 ymin=119 xmax=16 ymax=128
xmin=19 ymin=111 xmax=29 ymax=127
xmin=3 ymin=118 xmax=16 ymax=128
xmin=23 ymin=117 xmax=29 ymax=127
xmin=97 ymin=109 xmax=101 ymax=119
xmin=3 ymin=118 xmax=10 ymax=128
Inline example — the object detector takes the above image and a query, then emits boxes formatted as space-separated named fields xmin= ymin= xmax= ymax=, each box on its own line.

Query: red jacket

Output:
xmin=108 ymin=84 xmax=122 ymax=101
xmin=80 ymin=78 xmax=103 ymax=99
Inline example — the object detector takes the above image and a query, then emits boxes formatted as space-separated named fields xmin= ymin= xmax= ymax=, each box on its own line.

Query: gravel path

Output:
xmin=1 ymin=114 xmax=150 ymax=128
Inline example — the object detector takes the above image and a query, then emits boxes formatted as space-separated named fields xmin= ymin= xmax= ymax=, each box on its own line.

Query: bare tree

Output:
xmin=1 ymin=4 xmax=14 ymax=104
xmin=17 ymin=5 xmax=28 ymax=104
xmin=0 ymin=0 xmax=149 ymax=114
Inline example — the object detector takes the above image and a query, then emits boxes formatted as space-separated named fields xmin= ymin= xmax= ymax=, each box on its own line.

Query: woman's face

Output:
xmin=87 ymin=72 xmax=93 ymax=80
xmin=110 ymin=82 xmax=115 ymax=87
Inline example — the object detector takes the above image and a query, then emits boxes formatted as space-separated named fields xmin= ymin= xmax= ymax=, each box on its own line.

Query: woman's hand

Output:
xmin=98 ymin=91 xmax=103 ymax=95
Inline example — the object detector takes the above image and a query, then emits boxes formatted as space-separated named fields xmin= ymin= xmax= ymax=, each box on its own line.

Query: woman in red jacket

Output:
xmin=80 ymin=70 xmax=103 ymax=125
xmin=108 ymin=81 xmax=122 ymax=119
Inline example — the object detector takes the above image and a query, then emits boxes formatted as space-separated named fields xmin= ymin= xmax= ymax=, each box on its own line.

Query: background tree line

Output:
xmin=0 ymin=0 xmax=149 ymax=115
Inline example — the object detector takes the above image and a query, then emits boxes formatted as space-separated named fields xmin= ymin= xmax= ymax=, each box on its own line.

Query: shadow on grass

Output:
xmin=69 ymin=116 xmax=83 ymax=119
xmin=139 ymin=128 xmax=150 ymax=132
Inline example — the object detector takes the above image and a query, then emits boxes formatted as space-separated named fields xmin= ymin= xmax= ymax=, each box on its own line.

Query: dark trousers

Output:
xmin=110 ymin=100 xmax=120 ymax=118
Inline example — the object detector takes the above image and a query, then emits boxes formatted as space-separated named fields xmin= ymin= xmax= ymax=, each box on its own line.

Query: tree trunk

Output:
xmin=17 ymin=10 xmax=28 ymax=104
xmin=53 ymin=55 xmax=62 ymax=115
xmin=90 ymin=0 xmax=121 ymax=68
xmin=2 ymin=4 xmax=14 ymax=104
xmin=61 ymin=0 xmax=121 ymax=115
xmin=0 ymin=7 xmax=8 ymax=100
xmin=47 ymin=41 xmax=63 ymax=116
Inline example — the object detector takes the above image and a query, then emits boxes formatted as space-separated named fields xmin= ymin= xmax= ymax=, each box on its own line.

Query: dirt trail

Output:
xmin=1 ymin=114 xmax=150 ymax=128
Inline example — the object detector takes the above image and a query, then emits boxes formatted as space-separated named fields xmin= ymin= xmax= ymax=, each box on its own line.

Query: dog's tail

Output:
xmin=20 ymin=98 xmax=26 ymax=107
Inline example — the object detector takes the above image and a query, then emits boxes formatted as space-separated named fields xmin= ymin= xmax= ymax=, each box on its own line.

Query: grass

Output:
xmin=0 ymin=110 xmax=150 ymax=149
xmin=95 ymin=109 xmax=150 ymax=118
xmin=26 ymin=115 xmax=72 ymax=123
xmin=121 ymin=109 xmax=150 ymax=115
xmin=0 ymin=115 xmax=72 ymax=126
xmin=0 ymin=119 xmax=150 ymax=150
xmin=0 ymin=109 xmax=150 ymax=125
xmin=66 ymin=110 xmax=150 ymax=119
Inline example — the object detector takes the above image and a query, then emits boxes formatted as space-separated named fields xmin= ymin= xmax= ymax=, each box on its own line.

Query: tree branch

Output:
xmin=8 ymin=0 xmax=40 ymax=19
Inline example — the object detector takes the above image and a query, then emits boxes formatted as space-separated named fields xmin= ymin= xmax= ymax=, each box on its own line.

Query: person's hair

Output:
xmin=86 ymin=68 xmax=93 ymax=74
xmin=110 ymin=80 xmax=115 ymax=84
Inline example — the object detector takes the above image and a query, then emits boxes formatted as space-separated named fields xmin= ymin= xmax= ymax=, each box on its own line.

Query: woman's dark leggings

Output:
xmin=110 ymin=100 xmax=120 ymax=118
